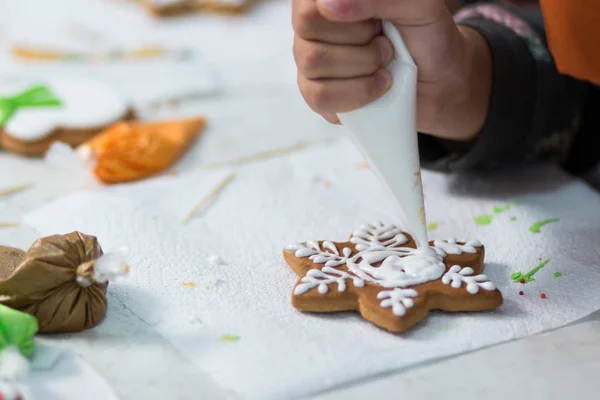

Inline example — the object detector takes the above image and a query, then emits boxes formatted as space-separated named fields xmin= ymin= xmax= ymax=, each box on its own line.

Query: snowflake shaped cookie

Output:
xmin=284 ymin=222 xmax=503 ymax=332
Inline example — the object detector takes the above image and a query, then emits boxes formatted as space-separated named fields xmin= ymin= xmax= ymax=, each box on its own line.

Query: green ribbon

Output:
xmin=0 ymin=303 xmax=38 ymax=358
xmin=0 ymin=84 xmax=62 ymax=126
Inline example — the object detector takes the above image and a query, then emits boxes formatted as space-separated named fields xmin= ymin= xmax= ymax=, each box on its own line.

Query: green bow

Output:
xmin=0 ymin=84 xmax=62 ymax=126
xmin=0 ymin=303 xmax=38 ymax=358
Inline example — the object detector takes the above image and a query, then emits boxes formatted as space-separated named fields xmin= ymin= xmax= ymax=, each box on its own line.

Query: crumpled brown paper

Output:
xmin=0 ymin=232 xmax=109 ymax=333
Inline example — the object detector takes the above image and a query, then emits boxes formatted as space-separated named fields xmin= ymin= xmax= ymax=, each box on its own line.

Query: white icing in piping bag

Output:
xmin=337 ymin=21 xmax=429 ymax=249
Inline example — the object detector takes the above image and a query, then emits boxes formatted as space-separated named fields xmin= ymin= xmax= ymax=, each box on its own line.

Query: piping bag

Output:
xmin=337 ymin=21 xmax=430 ymax=249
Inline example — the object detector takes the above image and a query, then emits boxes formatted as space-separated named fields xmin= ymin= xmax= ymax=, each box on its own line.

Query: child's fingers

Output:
xmin=292 ymin=0 xmax=380 ymax=45
xmin=294 ymin=35 xmax=394 ymax=79
xmin=297 ymin=69 xmax=392 ymax=116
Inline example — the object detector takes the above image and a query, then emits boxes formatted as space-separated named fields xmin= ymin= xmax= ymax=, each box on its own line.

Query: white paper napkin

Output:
xmin=23 ymin=139 xmax=600 ymax=400
xmin=5 ymin=344 xmax=120 ymax=400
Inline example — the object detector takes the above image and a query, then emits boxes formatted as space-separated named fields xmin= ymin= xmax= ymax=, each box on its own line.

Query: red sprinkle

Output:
xmin=541 ymin=293 xmax=547 ymax=299
xmin=519 ymin=291 xmax=524 ymax=295
xmin=520 ymin=278 xmax=525 ymax=284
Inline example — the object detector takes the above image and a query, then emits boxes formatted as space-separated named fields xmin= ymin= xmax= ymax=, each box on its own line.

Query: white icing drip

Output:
xmin=77 ymin=245 xmax=129 ymax=288
xmin=377 ymin=288 xmax=418 ymax=316
xmin=441 ymin=265 xmax=496 ymax=294
xmin=0 ymin=346 xmax=29 ymax=381
xmin=288 ymin=222 xmax=446 ymax=291
xmin=433 ymin=238 xmax=482 ymax=256
xmin=4 ymin=78 xmax=129 ymax=142
xmin=0 ymin=381 xmax=22 ymax=400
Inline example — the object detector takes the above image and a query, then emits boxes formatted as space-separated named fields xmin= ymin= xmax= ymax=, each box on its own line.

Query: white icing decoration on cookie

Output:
xmin=4 ymin=78 xmax=129 ymax=142
xmin=441 ymin=265 xmax=496 ymax=294
xmin=377 ymin=288 xmax=418 ymax=316
xmin=288 ymin=222 xmax=493 ymax=305
xmin=293 ymin=267 xmax=364 ymax=296
xmin=433 ymin=238 xmax=481 ymax=256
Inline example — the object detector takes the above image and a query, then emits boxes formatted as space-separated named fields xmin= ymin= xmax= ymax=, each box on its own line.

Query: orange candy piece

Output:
xmin=82 ymin=117 xmax=205 ymax=184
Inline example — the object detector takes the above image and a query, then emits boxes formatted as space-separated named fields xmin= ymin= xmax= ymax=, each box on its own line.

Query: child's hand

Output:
xmin=293 ymin=0 xmax=492 ymax=141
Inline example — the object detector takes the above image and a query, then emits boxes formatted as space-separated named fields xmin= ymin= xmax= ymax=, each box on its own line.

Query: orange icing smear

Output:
xmin=84 ymin=117 xmax=205 ymax=184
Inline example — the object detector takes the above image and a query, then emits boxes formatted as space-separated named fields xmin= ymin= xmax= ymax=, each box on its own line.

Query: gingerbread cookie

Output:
xmin=140 ymin=0 xmax=253 ymax=17
xmin=0 ymin=78 xmax=134 ymax=156
xmin=284 ymin=222 xmax=503 ymax=333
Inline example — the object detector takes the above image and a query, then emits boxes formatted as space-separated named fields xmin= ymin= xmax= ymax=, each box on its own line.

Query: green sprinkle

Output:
xmin=219 ymin=334 xmax=240 ymax=342
xmin=427 ymin=222 xmax=439 ymax=231
xmin=512 ymin=259 xmax=551 ymax=283
xmin=529 ymin=218 xmax=560 ymax=233
xmin=511 ymin=272 xmax=523 ymax=282
xmin=493 ymin=204 xmax=511 ymax=214
xmin=554 ymin=272 xmax=562 ymax=278
xmin=474 ymin=215 xmax=493 ymax=225
xmin=510 ymin=217 xmax=517 ymax=221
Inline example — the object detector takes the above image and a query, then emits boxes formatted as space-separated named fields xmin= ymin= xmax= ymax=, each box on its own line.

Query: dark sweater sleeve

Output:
xmin=419 ymin=1 xmax=591 ymax=172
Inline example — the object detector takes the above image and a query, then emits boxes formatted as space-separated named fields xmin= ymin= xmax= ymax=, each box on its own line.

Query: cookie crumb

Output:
xmin=219 ymin=334 xmax=240 ymax=342
xmin=322 ymin=179 xmax=332 ymax=188
xmin=474 ymin=214 xmax=493 ymax=225
xmin=426 ymin=222 xmax=439 ymax=231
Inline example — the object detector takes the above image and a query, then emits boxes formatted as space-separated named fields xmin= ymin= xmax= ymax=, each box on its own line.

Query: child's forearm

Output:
xmin=419 ymin=1 xmax=591 ymax=172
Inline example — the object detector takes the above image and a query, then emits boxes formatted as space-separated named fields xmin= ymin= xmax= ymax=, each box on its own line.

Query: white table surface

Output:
xmin=2 ymin=0 xmax=600 ymax=399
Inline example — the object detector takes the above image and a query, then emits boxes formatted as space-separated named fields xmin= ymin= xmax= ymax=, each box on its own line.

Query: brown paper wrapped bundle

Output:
xmin=0 ymin=232 xmax=128 ymax=333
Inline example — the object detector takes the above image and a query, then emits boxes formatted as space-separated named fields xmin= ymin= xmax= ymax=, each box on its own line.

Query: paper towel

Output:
xmin=24 ymin=139 xmax=600 ymax=400
xmin=15 ymin=345 xmax=119 ymax=400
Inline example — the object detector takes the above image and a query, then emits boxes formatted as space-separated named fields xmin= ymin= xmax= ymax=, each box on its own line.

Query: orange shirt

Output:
xmin=540 ymin=0 xmax=600 ymax=84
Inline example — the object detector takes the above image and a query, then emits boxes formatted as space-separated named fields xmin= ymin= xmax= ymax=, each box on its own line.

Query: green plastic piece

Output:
xmin=554 ymin=272 xmax=562 ymax=278
xmin=0 ymin=85 xmax=62 ymax=126
xmin=474 ymin=215 xmax=493 ymax=225
xmin=219 ymin=334 xmax=240 ymax=342
xmin=512 ymin=259 xmax=551 ymax=283
xmin=529 ymin=218 xmax=560 ymax=233
xmin=426 ymin=222 xmax=439 ymax=231
xmin=0 ymin=304 xmax=38 ymax=358
xmin=493 ymin=204 xmax=511 ymax=214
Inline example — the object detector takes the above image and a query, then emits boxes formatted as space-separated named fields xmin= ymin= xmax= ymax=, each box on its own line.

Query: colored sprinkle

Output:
xmin=529 ymin=218 xmax=560 ymax=233
xmin=554 ymin=272 xmax=562 ymax=278
xmin=540 ymin=293 xmax=547 ymax=299
xmin=474 ymin=214 xmax=493 ymax=225
xmin=510 ymin=217 xmax=517 ymax=221
xmin=519 ymin=291 xmax=524 ymax=295
xmin=511 ymin=259 xmax=551 ymax=283
xmin=427 ymin=222 xmax=439 ymax=231
xmin=151 ymin=216 xmax=158 ymax=220
xmin=493 ymin=204 xmax=511 ymax=214
xmin=182 ymin=282 xmax=197 ymax=287
xmin=219 ymin=334 xmax=240 ymax=342
xmin=356 ymin=161 xmax=369 ymax=169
